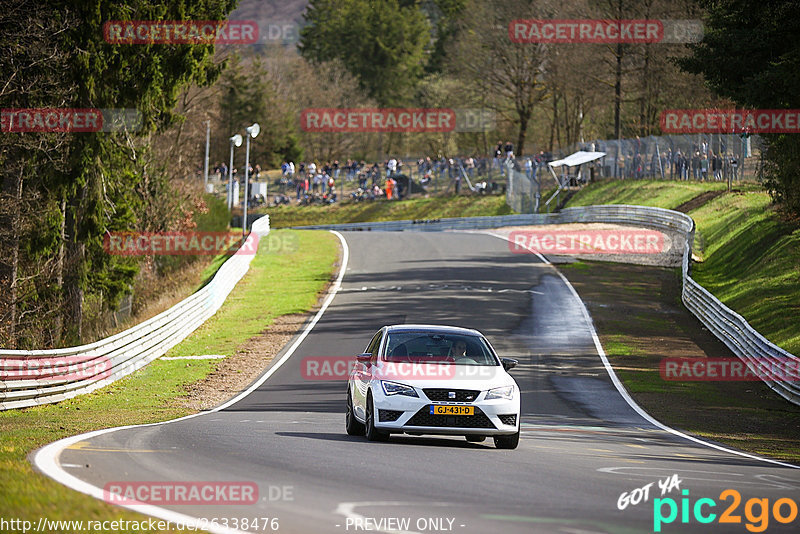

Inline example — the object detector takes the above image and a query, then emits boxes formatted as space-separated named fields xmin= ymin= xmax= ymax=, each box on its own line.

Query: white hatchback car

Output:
xmin=346 ymin=325 xmax=521 ymax=449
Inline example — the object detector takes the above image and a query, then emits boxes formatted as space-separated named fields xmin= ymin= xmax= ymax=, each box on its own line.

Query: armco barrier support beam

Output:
xmin=0 ymin=217 xmax=270 ymax=410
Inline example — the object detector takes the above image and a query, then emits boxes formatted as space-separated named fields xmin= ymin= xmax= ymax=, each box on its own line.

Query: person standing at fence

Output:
xmin=385 ymin=176 xmax=394 ymax=200
xmin=635 ymin=153 xmax=644 ymax=179
xmin=295 ymin=172 xmax=304 ymax=200
xmin=466 ymin=156 xmax=475 ymax=179
xmin=700 ymin=153 xmax=709 ymax=181
xmin=712 ymin=153 xmax=721 ymax=180
xmin=679 ymin=154 xmax=689 ymax=181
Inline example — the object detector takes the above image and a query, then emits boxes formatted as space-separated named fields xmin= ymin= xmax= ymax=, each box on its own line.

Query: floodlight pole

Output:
xmin=228 ymin=138 xmax=235 ymax=210
xmin=242 ymin=133 xmax=251 ymax=237
xmin=242 ymin=123 xmax=260 ymax=237
xmin=203 ymin=120 xmax=210 ymax=188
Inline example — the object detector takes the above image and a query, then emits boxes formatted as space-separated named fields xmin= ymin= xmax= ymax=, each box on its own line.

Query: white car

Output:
xmin=345 ymin=325 xmax=521 ymax=449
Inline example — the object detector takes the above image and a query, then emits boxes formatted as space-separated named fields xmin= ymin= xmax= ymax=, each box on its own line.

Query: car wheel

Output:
xmin=365 ymin=391 xmax=389 ymax=442
xmin=465 ymin=435 xmax=486 ymax=443
xmin=493 ymin=430 xmax=520 ymax=449
xmin=345 ymin=389 xmax=365 ymax=436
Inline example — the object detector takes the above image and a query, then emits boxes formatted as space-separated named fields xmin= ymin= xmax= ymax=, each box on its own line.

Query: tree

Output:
xmin=300 ymin=0 xmax=430 ymax=106
xmin=448 ymin=0 xmax=551 ymax=156
xmin=1 ymin=0 xmax=240 ymax=346
xmin=219 ymin=54 xmax=301 ymax=169
xmin=420 ymin=0 xmax=467 ymax=74
xmin=0 ymin=0 xmax=78 ymax=347
xmin=678 ymin=0 xmax=800 ymax=218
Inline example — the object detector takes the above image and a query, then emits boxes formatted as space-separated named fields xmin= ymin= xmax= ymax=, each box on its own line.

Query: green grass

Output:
xmin=567 ymin=178 xmax=731 ymax=209
xmin=0 ymin=229 xmax=339 ymax=532
xmin=603 ymin=334 xmax=637 ymax=356
xmin=558 ymin=260 xmax=591 ymax=271
xmin=262 ymin=194 xmax=512 ymax=228
xmin=565 ymin=179 xmax=800 ymax=356
xmin=690 ymin=192 xmax=800 ymax=354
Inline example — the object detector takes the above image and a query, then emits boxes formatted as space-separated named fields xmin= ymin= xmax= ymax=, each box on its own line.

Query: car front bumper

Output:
xmin=372 ymin=388 xmax=520 ymax=436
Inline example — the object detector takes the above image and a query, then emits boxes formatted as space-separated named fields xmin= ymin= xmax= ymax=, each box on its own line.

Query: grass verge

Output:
xmin=262 ymin=194 xmax=511 ymax=228
xmin=0 ymin=229 xmax=339 ymax=532
xmin=565 ymin=178 xmax=799 ymax=355
xmin=567 ymin=178 xmax=739 ymax=209
xmin=560 ymin=178 xmax=800 ymax=461
xmin=560 ymin=261 xmax=800 ymax=463
xmin=690 ymin=192 xmax=800 ymax=354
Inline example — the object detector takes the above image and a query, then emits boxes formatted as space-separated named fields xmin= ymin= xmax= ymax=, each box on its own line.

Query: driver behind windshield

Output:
xmin=449 ymin=339 xmax=475 ymax=363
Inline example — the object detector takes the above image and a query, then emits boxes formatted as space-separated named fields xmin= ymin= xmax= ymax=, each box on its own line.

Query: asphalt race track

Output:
xmin=42 ymin=231 xmax=800 ymax=533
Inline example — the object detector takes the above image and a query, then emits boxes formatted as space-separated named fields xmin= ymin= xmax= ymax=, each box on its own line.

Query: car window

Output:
xmin=384 ymin=332 xmax=499 ymax=366
xmin=365 ymin=330 xmax=383 ymax=356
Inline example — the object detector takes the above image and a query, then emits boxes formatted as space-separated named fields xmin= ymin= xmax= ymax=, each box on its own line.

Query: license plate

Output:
xmin=430 ymin=405 xmax=474 ymax=415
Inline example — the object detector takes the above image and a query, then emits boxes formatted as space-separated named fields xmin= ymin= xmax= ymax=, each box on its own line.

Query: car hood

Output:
xmin=370 ymin=362 xmax=517 ymax=392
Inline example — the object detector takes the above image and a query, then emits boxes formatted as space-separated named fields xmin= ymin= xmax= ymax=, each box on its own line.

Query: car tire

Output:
xmin=493 ymin=430 xmax=520 ymax=449
xmin=365 ymin=392 xmax=389 ymax=442
xmin=345 ymin=389 xmax=365 ymax=436
xmin=465 ymin=435 xmax=486 ymax=443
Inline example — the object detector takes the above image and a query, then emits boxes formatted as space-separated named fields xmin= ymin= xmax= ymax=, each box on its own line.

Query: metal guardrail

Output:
xmin=294 ymin=206 xmax=799 ymax=406
xmin=0 ymin=217 xmax=270 ymax=410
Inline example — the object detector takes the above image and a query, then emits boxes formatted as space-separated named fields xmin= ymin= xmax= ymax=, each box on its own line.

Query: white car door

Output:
xmin=353 ymin=329 xmax=383 ymax=420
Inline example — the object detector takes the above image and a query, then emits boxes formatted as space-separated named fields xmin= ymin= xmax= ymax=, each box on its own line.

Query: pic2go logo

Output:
xmin=653 ymin=489 xmax=799 ymax=532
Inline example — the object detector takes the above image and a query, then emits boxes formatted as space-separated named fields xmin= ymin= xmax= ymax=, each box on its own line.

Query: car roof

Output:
xmin=383 ymin=324 xmax=483 ymax=336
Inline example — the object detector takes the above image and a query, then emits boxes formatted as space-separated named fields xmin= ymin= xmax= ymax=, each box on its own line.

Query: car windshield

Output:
xmin=384 ymin=332 xmax=498 ymax=366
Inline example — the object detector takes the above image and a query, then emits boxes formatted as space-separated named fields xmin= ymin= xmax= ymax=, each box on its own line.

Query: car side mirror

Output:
xmin=356 ymin=353 xmax=372 ymax=363
xmin=501 ymin=358 xmax=518 ymax=371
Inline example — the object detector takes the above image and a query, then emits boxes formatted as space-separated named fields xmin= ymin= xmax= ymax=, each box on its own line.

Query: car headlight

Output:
xmin=381 ymin=381 xmax=419 ymax=397
xmin=485 ymin=385 xmax=515 ymax=400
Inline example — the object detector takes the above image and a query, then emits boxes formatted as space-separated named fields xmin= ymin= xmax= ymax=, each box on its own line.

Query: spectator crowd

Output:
xmin=207 ymin=136 xmax=744 ymax=208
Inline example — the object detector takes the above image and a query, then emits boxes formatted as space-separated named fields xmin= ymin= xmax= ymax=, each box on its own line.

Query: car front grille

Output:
xmin=498 ymin=414 xmax=517 ymax=426
xmin=378 ymin=409 xmax=404 ymax=422
xmin=405 ymin=406 xmax=496 ymax=429
xmin=423 ymin=388 xmax=480 ymax=402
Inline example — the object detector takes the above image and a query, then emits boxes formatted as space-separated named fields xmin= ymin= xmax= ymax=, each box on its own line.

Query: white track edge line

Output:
xmin=482 ymin=229 xmax=799 ymax=470
xmin=32 ymin=230 xmax=351 ymax=533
